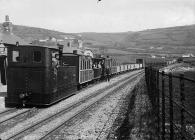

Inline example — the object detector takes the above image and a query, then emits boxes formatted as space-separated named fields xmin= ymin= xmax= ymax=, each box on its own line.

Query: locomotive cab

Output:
xmin=5 ymin=44 xmax=53 ymax=107
xmin=5 ymin=44 xmax=76 ymax=107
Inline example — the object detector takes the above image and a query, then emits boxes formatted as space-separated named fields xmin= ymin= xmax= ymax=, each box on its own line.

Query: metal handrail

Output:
xmin=158 ymin=71 xmax=195 ymax=83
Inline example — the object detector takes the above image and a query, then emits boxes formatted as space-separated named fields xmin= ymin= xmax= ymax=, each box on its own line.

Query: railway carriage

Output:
xmin=130 ymin=64 xmax=135 ymax=70
xmin=139 ymin=63 xmax=143 ymax=69
xmin=135 ymin=64 xmax=139 ymax=69
xmin=124 ymin=64 xmax=128 ymax=71
xmin=101 ymin=56 xmax=112 ymax=78
xmin=116 ymin=65 xmax=120 ymax=73
xmin=92 ymin=57 xmax=103 ymax=81
xmin=128 ymin=64 xmax=131 ymax=71
xmin=120 ymin=65 xmax=124 ymax=73
xmin=111 ymin=58 xmax=117 ymax=75
xmin=62 ymin=53 xmax=94 ymax=88
xmin=5 ymin=43 xmax=77 ymax=107
xmin=127 ymin=64 xmax=130 ymax=71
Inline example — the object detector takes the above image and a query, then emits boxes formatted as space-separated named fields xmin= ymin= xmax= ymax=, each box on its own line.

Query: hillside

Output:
xmin=80 ymin=32 xmax=131 ymax=47
xmin=3 ymin=24 xmax=195 ymax=56
xmin=80 ymin=25 xmax=195 ymax=55
xmin=121 ymin=25 xmax=195 ymax=54
xmin=124 ymin=25 xmax=195 ymax=46
xmin=0 ymin=24 xmax=78 ymax=43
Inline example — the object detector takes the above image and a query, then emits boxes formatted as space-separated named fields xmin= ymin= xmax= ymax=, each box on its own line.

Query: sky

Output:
xmin=0 ymin=0 xmax=195 ymax=33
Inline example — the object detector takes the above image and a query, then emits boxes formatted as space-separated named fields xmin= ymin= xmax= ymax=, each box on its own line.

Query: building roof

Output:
xmin=63 ymin=46 xmax=84 ymax=54
xmin=0 ymin=32 xmax=29 ymax=45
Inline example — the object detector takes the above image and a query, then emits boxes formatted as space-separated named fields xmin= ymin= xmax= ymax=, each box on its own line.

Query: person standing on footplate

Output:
xmin=106 ymin=66 xmax=111 ymax=82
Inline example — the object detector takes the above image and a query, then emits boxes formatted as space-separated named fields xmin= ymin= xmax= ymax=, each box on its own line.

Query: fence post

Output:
xmin=145 ymin=67 xmax=148 ymax=84
xmin=151 ymin=67 xmax=155 ymax=106
xmin=156 ymin=69 xmax=160 ymax=140
xmin=150 ymin=67 xmax=153 ymax=104
xmin=180 ymin=74 xmax=185 ymax=140
xmin=162 ymin=71 xmax=165 ymax=140
xmin=148 ymin=66 xmax=151 ymax=94
xmin=169 ymin=73 xmax=174 ymax=140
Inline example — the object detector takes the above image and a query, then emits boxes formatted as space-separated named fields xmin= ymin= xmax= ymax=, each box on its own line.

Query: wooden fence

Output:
xmin=145 ymin=66 xmax=195 ymax=140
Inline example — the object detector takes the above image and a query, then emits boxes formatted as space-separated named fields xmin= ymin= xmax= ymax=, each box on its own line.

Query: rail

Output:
xmin=145 ymin=66 xmax=195 ymax=140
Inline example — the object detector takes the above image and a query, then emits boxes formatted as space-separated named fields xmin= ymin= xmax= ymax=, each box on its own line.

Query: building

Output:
xmin=32 ymin=34 xmax=84 ymax=54
xmin=182 ymin=53 xmax=194 ymax=58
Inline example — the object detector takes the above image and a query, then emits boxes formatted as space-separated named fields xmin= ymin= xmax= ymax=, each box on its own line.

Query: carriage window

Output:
xmin=82 ymin=60 xmax=84 ymax=70
xmin=80 ymin=60 xmax=82 ymax=70
xmin=89 ymin=61 xmax=91 ymax=69
xmin=82 ymin=61 xmax=83 ymax=69
xmin=12 ymin=50 xmax=20 ymax=62
xmin=33 ymin=51 xmax=41 ymax=62
xmin=81 ymin=60 xmax=83 ymax=70
xmin=84 ymin=61 xmax=86 ymax=69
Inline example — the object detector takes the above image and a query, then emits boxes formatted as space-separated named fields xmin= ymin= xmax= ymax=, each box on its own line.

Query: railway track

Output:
xmin=0 ymin=109 xmax=30 ymax=124
xmin=39 ymin=71 xmax=144 ymax=140
xmin=47 ymin=71 xmax=143 ymax=140
xmin=0 ymin=70 xmax=143 ymax=140
xmin=0 ymin=108 xmax=39 ymax=134
xmin=0 ymin=108 xmax=16 ymax=116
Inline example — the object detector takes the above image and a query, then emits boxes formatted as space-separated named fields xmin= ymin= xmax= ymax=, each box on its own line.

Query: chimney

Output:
xmin=5 ymin=15 xmax=10 ymax=22
xmin=78 ymin=40 xmax=83 ymax=48
xmin=67 ymin=41 xmax=72 ymax=48
xmin=2 ymin=15 xmax=13 ymax=34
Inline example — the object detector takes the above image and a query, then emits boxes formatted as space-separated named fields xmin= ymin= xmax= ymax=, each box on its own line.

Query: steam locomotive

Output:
xmin=4 ymin=43 xmax=143 ymax=107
